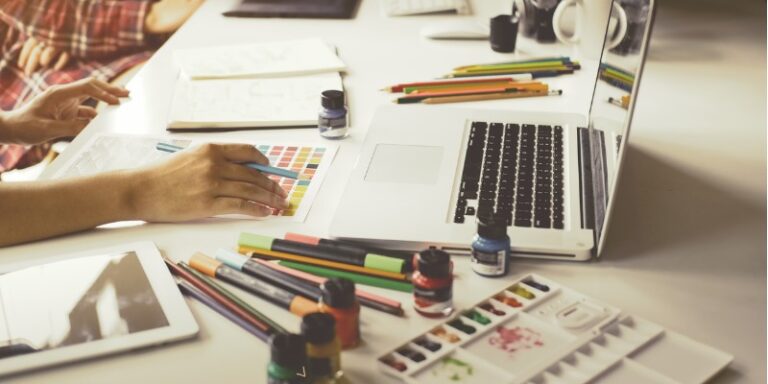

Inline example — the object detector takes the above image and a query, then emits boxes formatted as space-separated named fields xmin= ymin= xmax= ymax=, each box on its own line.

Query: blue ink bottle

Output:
xmin=471 ymin=215 xmax=510 ymax=277
xmin=318 ymin=90 xmax=348 ymax=139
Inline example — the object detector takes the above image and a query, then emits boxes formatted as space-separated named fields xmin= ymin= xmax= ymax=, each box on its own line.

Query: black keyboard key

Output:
xmin=514 ymin=219 xmax=532 ymax=227
xmin=466 ymin=206 xmax=476 ymax=216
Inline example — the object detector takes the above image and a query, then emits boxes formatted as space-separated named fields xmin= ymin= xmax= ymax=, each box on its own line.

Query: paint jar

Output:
xmin=412 ymin=248 xmax=453 ymax=318
xmin=470 ymin=215 xmax=510 ymax=277
xmin=268 ymin=333 xmax=308 ymax=384
xmin=301 ymin=312 xmax=343 ymax=382
xmin=318 ymin=90 xmax=348 ymax=139
xmin=319 ymin=278 xmax=360 ymax=349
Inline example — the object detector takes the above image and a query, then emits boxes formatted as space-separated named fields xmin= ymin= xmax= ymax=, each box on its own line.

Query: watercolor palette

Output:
xmin=378 ymin=274 xmax=732 ymax=384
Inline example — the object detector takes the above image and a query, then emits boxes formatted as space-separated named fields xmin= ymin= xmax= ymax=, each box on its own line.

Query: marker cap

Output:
xmin=363 ymin=253 xmax=404 ymax=273
xmin=189 ymin=253 xmax=221 ymax=277
xmin=215 ymin=248 xmax=248 ymax=270
xmin=321 ymin=278 xmax=356 ymax=308
xmin=301 ymin=312 xmax=337 ymax=344
xmin=239 ymin=233 xmax=275 ymax=250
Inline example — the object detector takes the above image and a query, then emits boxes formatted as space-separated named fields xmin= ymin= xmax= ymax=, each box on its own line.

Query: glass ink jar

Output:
xmin=318 ymin=90 xmax=348 ymax=139
xmin=412 ymin=248 xmax=453 ymax=318
xmin=471 ymin=215 xmax=510 ymax=277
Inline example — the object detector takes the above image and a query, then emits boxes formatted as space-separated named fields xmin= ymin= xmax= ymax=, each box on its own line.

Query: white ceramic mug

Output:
xmin=552 ymin=0 xmax=627 ymax=57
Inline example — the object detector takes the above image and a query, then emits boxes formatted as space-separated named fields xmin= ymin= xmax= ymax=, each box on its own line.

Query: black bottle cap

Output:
xmin=477 ymin=215 xmax=508 ymax=239
xmin=269 ymin=333 xmax=306 ymax=368
xmin=321 ymin=90 xmax=345 ymax=109
xmin=321 ymin=278 xmax=356 ymax=308
xmin=416 ymin=248 xmax=451 ymax=278
xmin=301 ymin=312 xmax=336 ymax=344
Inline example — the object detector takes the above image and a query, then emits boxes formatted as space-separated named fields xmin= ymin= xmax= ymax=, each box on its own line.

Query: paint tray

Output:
xmin=377 ymin=274 xmax=732 ymax=384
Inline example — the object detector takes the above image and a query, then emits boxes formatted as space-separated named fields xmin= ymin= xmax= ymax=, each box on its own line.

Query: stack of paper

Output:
xmin=168 ymin=38 xmax=346 ymax=130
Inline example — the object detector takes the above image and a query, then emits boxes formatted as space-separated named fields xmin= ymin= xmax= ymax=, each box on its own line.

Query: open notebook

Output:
xmin=167 ymin=72 xmax=343 ymax=130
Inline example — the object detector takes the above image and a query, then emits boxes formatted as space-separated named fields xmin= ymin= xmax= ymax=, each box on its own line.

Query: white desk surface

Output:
xmin=0 ymin=0 xmax=764 ymax=383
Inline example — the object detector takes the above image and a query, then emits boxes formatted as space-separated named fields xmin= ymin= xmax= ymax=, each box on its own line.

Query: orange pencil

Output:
xmin=422 ymin=89 xmax=562 ymax=104
xmin=238 ymin=246 xmax=410 ymax=281
xmin=412 ymin=82 xmax=548 ymax=95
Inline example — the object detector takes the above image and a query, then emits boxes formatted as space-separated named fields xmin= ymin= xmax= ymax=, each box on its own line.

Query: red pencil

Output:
xmin=162 ymin=257 xmax=271 ymax=332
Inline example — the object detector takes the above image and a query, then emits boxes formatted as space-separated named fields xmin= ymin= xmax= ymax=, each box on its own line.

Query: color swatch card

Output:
xmin=51 ymin=133 xmax=337 ymax=222
xmin=167 ymin=73 xmax=343 ymax=130
xmin=174 ymin=38 xmax=346 ymax=80
xmin=378 ymin=274 xmax=733 ymax=384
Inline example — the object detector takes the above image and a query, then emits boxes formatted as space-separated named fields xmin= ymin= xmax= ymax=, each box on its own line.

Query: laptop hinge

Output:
xmin=577 ymin=127 xmax=596 ymax=232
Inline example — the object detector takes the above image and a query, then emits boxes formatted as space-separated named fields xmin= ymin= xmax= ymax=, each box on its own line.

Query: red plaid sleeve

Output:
xmin=0 ymin=0 xmax=155 ymax=60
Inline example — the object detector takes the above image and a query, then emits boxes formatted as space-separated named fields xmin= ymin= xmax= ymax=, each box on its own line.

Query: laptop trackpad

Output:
xmin=364 ymin=144 xmax=443 ymax=185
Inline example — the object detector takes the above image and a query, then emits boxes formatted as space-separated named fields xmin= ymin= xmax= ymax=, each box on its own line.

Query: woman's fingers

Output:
xmin=216 ymin=180 xmax=289 ymax=210
xmin=77 ymin=106 xmax=98 ymax=119
xmin=211 ymin=198 xmax=272 ymax=217
xmin=47 ymin=77 xmax=123 ymax=105
xmin=220 ymin=162 xmax=288 ymax=198
xmin=18 ymin=38 xmax=37 ymax=69
xmin=217 ymin=143 xmax=269 ymax=165
xmin=24 ymin=41 xmax=45 ymax=75
xmin=53 ymin=52 xmax=69 ymax=70
xmin=40 ymin=46 xmax=56 ymax=67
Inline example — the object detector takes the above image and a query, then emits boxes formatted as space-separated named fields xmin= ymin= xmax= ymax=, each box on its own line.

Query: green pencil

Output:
xmin=178 ymin=262 xmax=287 ymax=334
xmin=278 ymin=261 xmax=414 ymax=293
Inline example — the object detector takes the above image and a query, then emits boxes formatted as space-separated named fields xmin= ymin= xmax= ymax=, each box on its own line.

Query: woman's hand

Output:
xmin=145 ymin=0 xmax=205 ymax=34
xmin=127 ymin=143 xmax=290 ymax=221
xmin=0 ymin=77 xmax=128 ymax=145
xmin=18 ymin=37 xmax=70 ymax=75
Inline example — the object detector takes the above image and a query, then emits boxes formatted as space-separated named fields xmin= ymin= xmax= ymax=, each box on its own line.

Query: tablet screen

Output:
xmin=0 ymin=252 xmax=169 ymax=358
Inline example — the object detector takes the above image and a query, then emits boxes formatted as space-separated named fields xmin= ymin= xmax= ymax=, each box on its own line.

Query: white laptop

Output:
xmin=330 ymin=0 xmax=656 ymax=261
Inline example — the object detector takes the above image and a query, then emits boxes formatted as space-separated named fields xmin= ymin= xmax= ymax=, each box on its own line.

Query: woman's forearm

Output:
xmin=0 ymin=171 xmax=138 ymax=247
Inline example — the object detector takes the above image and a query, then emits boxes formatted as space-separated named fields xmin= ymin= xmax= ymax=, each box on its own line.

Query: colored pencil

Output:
xmin=422 ymin=89 xmax=561 ymax=104
xmin=453 ymin=56 xmax=571 ymax=70
xmin=177 ymin=279 xmax=269 ymax=341
xmin=156 ymin=142 xmax=299 ymax=179
xmin=244 ymin=255 xmax=404 ymax=316
xmin=279 ymin=261 xmax=414 ymax=293
xmin=602 ymin=68 xmax=634 ymax=83
xmin=444 ymin=69 xmax=575 ymax=79
xmin=608 ymin=95 xmax=630 ymax=109
xmin=451 ymin=65 xmax=576 ymax=76
xmin=599 ymin=74 xmax=633 ymax=91
xmin=381 ymin=75 xmax=533 ymax=93
xmin=599 ymin=63 xmax=634 ymax=78
xmin=239 ymin=246 xmax=410 ymax=281
xmin=178 ymin=261 xmax=286 ymax=333
xmin=396 ymin=85 xmax=548 ymax=104
xmin=189 ymin=253 xmax=318 ymax=317
xmin=162 ymin=257 xmax=271 ymax=333
xmin=409 ymin=81 xmax=546 ymax=95
xmin=458 ymin=61 xmax=580 ymax=73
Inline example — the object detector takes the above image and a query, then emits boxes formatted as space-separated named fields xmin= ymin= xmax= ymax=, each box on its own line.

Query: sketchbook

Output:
xmin=173 ymin=38 xmax=346 ymax=80
xmin=167 ymin=72 xmax=343 ymax=130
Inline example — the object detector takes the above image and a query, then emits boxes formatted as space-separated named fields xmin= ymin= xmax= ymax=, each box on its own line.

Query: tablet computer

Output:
xmin=0 ymin=242 xmax=199 ymax=377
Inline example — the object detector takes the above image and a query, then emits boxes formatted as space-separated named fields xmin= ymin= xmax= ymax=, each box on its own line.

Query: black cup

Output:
xmin=490 ymin=15 xmax=519 ymax=53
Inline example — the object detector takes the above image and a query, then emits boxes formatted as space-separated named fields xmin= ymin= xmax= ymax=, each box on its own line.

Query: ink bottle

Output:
xmin=412 ymin=248 xmax=453 ymax=318
xmin=319 ymin=278 xmax=360 ymax=349
xmin=318 ymin=90 xmax=348 ymax=139
xmin=301 ymin=312 xmax=343 ymax=383
xmin=470 ymin=215 xmax=510 ymax=277
xmin=268 ymin=333 xmax=308 ymax=384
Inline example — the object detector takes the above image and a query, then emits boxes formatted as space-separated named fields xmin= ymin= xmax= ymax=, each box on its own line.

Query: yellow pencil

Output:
xmin=422 ymin=89 xmax=562 ymax=104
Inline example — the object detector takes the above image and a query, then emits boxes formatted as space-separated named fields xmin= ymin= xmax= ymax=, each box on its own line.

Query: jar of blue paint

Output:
xmin=318 ymin=90 xmax=348 ymax=139
xmin=471 ymin=215 xmax=510 ymax=277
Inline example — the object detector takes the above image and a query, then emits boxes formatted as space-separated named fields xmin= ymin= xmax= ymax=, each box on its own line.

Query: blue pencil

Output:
xmin=156 ymin=142 xmax=299 ymax=179
xmin=177 ymin=279 xmax=269 ymax=342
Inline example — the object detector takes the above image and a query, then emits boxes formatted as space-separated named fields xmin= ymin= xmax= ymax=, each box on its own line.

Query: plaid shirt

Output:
xmin=0 ymin=0 xmax=160 ymax=173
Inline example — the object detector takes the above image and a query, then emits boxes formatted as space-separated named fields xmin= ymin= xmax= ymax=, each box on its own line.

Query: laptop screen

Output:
xmin=586 ymin=0 xmax=656 ymax=254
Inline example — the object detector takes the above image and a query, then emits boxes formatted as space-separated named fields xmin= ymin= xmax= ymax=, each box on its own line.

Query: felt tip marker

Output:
xmin=189 ymin=253 xmax=318 ymax=317
xmin=155 ymin=142 xmax=299 ymax=179
xmin=239 ymin=232 xmax=405 ymax=274
xmin=285 ymin=233 xmax=415 ymax=269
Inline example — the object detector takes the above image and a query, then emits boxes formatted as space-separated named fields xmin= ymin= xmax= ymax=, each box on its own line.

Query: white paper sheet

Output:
xmin=174 ymin=38 xmax=346 ymax=80
xmin=51 ymin=133 xmax=338 ymax=223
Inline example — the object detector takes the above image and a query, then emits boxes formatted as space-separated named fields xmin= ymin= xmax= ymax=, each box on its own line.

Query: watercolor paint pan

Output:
xmin=377 ymin=273 xmax=733 ymax=384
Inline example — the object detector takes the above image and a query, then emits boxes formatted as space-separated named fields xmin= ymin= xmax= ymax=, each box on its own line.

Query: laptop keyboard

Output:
xmin=453 ymin=121 xmax=565 ymax=229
